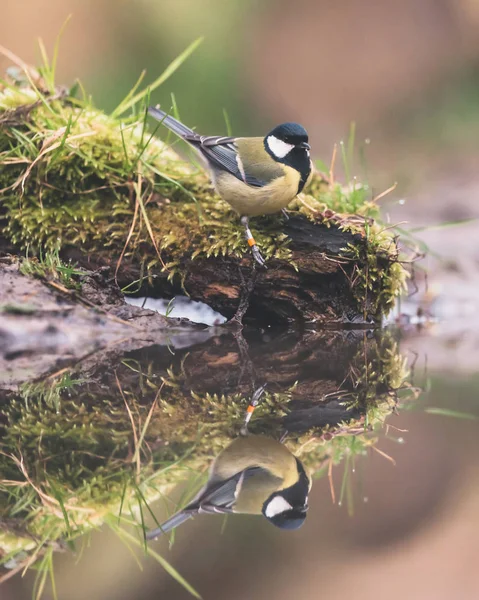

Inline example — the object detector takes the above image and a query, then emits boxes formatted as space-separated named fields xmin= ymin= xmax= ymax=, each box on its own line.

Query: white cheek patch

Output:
xmin=265 ymin=496 xmax=293 ymax=518
xmin=267 ymin=135 xmax=295 ymax=159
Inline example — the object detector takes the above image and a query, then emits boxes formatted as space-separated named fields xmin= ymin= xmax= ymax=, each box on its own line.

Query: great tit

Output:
xmin=145 ymin=434 xmax=311 ymax=539
xmin=148 ymin=107 xmax=313 ymax=267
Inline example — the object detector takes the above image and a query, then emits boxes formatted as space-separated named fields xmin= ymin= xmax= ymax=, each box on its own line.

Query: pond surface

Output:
xmin=1 ymin=325 xmax=479 ymax=600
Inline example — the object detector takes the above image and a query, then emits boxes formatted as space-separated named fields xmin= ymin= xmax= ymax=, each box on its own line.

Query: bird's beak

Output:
xmin=297 ymin=141 xmax=311 ymax=150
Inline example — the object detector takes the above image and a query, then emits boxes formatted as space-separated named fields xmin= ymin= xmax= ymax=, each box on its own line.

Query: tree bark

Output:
xmin=66 ymin=214 xmax=384 ymax=327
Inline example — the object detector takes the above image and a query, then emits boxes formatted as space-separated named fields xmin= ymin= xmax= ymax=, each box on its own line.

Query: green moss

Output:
xmin=0 ymin=331 xmax=411 ymax=528
xmin=342 ymin=221 xmax=409 ymax=316
xmin=18 ymin=249 xmax=83 ymax=290
xmin=0 ymin=78 xmax=291 ymax=266
xmin=1 ymin=56 xmax=407 ymax=320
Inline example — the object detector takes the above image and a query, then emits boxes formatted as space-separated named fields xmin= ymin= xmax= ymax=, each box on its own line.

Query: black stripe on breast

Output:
xmin=297 ymin=164 xmax=311 ymax=194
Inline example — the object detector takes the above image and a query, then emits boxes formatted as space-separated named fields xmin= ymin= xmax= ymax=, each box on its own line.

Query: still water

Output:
xmin=1 ymin=325 xmax=479 ymax=600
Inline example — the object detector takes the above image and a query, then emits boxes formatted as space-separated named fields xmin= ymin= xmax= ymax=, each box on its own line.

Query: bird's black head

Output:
xmin=267 ymin=122 xmax=309 ymax=147
xmin=262 ymin=458 xmax=311 ymax=531
xmin=264 ymin=122 xmax=311 ymax=193
xmin=265 ymin=505 xmax=308 ymax=530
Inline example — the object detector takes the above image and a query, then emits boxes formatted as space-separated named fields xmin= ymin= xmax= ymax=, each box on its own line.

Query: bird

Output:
xmin=148 ymin=107 xmax=313 ymax=267
xmin=145 ymin=434 xmax=311 ymax=539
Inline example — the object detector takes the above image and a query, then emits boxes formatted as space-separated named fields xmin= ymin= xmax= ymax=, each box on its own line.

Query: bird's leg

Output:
xmin=281 ymin=208 xmax=290 ymax=220
xmin=229 ymin=263 xmax=256 ymax=328
xmin=232 ymin=319 xmax=256 ymax=388
xmin=240 ymin=216 xmax=267 ymax=268
xmin=240 ymin=384 xmax=267 ymax=435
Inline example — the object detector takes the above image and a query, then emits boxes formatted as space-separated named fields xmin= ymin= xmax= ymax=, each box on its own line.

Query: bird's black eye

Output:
xmin=283 ymin=135 xmax=308 ymax=146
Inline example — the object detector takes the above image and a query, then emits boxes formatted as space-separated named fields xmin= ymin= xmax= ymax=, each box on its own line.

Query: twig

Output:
xmin=328 ymin=458 xmax=336 ymax=504
xmin=44 ymin=280 xmax=141 ymax=330
xmin=115 ymin=372 xmax=140 ymax=475
xmin=0 ymin=44 xmax=40 ymax=78
xmin=372 ymin=182 xmax=398 ymax=203
xmin=115 ymin=182 xmax=139 ymax=284
xmin=329 ymin=143 xmax=337 ymax=185
xmin=132 ymin=381 xmax=165 ymax=476
xmin=371 ymin=445 xmax=396 ymax=465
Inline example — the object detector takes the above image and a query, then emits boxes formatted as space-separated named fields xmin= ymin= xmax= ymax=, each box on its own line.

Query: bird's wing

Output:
xmin=198 ymin=136 xmax=258 ymax=183
xmin=189 ymin=135 xmax=271 ymax=188
xmin=193 ymin=466 xmax=267 ymax=514
xmin=145 ymin=511 xmax=194 ymax=540
xmin=145 ymin=466 xmax=269 ymax=538
xmin=148 ymin=107 xmax=269 ymax=187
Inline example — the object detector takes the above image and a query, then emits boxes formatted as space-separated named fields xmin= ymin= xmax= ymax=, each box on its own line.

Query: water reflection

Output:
xmin=147 ymin=427 xmax=311 ymax=538
xmin=0 ymin=329 xmax=414 ymax=595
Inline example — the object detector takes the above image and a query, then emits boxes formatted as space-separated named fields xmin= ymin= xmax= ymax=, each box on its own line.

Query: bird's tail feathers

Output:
xmin=145 ymin=510 xmax=194 ymax=540
xmin=148 ymin=107 xmax=196 ymax=140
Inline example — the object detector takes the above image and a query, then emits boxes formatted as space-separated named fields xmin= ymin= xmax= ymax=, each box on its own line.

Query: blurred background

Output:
xmin=4 ymin=0 xmax=479 ymax=188
xmin=3 ymin=1 xmax=479 ymax=598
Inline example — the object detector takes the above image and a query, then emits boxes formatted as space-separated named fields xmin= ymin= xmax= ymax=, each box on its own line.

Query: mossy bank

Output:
xmin=0 ymin=65 xmax=407 ymax=327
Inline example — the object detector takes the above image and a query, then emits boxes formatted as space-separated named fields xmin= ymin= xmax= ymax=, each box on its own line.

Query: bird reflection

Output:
xmin=146 ymin=387 xmax=311 ymax=539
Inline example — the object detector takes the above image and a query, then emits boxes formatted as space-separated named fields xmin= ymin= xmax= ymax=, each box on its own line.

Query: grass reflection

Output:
xmin=0 ymin=330 xmax=418 ymax=597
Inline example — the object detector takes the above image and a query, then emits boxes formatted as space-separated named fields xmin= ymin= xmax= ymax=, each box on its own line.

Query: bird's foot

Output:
xmin=241 ymin=215 xmax=268 ymax=269
xmin=241 ymin=384 xmax=267 ymax=435
xmin=251 ymin=244 xmax=267 ymax=269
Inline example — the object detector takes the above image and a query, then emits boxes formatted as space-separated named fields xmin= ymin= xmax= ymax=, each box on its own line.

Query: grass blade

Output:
xmin=37 ymin=38 xmax=51 ymax=89
xmin=112 ymin=37 xmax=204 ymax=118
xmin=340 ymin=140 xmax=350 ymax=183
xmin=112 ymin=69 xmax=147 ymax=118
xmin=132 ymin=383 xmax=164 ymax=466
xmin=118 ymin=527 xmax=201 ymax=598
xmin=347 ymin=121 xmax=356 ymax=169
xmin=222 ymin=108 xmax=232 ymax=136
xmin=409 ymin=217 xmax=479 ymax=233
xmin=425 ymin=407 xmax=477 ymax=420
xmin=51 ymin=15 xmax=72 ymax=88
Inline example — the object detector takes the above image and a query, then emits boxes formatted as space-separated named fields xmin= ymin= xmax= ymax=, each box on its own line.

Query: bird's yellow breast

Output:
xmin=213 ymin=167 xmax=301 ymax=217
xmin=210 ymin=435 xmax=301 ymax=515
xmin=212 ymin=436 xmax=300 ymax=486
